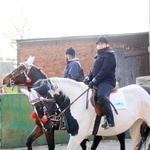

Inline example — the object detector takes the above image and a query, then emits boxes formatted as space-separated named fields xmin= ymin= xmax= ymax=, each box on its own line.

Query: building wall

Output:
xmin=17 ymin=32 xmax=149 ymax=87
xmin=17 ymin=37 xmax=96 ymax=77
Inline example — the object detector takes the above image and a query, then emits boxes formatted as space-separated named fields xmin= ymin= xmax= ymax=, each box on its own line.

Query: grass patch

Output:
xmin=4 ymin=86 xmax=18 ymax=94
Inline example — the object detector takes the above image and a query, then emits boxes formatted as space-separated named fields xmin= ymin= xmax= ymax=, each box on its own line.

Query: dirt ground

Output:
xmin=2 ymin=139 xmax=133 ymax=150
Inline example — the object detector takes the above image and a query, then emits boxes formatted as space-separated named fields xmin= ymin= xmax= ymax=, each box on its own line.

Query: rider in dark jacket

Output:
xmin=62 ymin=47 xmax=84 ymax=82
xmin=61 ymin=47 xmax=84 ymax=130
xmin=84 ymin=36 xmax=116 ymax=129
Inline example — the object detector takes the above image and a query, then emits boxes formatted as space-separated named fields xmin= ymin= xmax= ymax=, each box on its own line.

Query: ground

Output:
xmin=1 ymin=139 xmax=133 ymax=150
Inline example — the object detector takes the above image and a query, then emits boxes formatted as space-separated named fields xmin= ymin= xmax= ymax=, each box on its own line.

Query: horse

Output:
xmin=22 ymin=77 xmax=150 ymax=150
xmin=2 ymin=56 xmax=58 ymax=150
xmin=2 ymin=56 xmax=127 ymax=150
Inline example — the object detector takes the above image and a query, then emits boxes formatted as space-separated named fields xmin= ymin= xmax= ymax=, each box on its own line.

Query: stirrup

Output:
xmin=59 ymin=122 xmax=66 ymax=130
xmin=101 ymin=121 xmax=114 ymax=130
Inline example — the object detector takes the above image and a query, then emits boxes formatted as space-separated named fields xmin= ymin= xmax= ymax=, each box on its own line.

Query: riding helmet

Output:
xmin=96 ymin=36 xmax=109 ymax=44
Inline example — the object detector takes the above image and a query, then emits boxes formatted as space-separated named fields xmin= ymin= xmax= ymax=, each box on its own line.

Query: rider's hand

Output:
xmin=83 ymin=77 xmax=90 ymax=85
xmin=88 ymin=81 xmax=95 ymax=89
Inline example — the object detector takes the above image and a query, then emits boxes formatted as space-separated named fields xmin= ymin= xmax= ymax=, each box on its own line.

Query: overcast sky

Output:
xmin=0 ymin=0 xmax=149 ymax=59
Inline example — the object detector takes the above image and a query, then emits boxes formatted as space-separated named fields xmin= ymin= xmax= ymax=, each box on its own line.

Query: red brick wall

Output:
xmin=17 ymin=37 xmax=97 ymax=77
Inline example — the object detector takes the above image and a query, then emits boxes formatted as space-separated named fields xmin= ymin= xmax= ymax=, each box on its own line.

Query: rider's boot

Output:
xmin=98 ymin=97 xmax=115 ymax=129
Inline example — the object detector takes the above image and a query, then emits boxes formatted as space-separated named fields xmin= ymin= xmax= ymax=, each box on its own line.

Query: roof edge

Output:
xmin=16 ymin=32 xmax=148 ymax=43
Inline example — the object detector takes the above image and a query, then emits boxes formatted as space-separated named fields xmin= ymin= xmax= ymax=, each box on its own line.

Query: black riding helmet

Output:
xmin=96 ymin=36 xmax=109 ymax=44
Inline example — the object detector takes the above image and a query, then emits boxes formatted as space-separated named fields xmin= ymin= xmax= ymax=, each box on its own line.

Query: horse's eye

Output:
xmin=18 ymin=67 xmax=24 ymax=72
xmin=36 ymin=107 xmax=42 ymax=110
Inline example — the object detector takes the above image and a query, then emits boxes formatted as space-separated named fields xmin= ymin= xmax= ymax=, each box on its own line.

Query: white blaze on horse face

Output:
xmin=25 ymin=56 xmax=35 ymax=67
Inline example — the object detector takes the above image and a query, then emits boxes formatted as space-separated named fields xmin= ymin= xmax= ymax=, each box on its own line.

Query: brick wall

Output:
xmin=17 ymin=33 xmax=149 ymax=79
xmin=17 ymin=37 xmax=97 ymax=77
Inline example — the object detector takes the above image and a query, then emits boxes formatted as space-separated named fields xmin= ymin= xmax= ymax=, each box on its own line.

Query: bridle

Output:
xmin=31 ymin=88 xmax=90 ymax=126
xmin=9 ymin=63 xmax=32 ymax=88
xmin=30 ymin=95 xmax=61 ymax=128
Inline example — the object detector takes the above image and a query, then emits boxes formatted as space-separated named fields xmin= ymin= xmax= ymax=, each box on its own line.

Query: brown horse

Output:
xmin=3 ymin=58 xmax=58 ymax=150
xmin=3 ymin=56 xmax=126 ymax=150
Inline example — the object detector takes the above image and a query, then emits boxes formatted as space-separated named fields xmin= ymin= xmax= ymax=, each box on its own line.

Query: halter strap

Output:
xmin=10 ymin=64 xmax=32 ymax=88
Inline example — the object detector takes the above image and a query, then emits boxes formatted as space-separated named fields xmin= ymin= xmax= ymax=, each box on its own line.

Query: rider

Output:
xmin=61 ymin=47 xmax=84 ymax=129
xmin=84 ymin=36 xmax=116 ymax=129
xmin=62 ymin=47 xmax=84 ymax=81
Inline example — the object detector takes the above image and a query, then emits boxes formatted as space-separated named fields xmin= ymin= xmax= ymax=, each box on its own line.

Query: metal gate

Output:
xmin=0 ymin=94 xmax=69 ymax=149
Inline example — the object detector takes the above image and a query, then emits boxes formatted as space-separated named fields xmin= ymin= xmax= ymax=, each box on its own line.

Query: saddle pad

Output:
xmin=110 ymin=89 xmax=126 ymax=110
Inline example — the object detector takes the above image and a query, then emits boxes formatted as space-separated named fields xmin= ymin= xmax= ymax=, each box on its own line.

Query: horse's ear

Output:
xmin=30 ymin=89 xmax=39 ymax=99
xmin=20 ymin=88 xmax=39 ymax=102
xmin=25 ymin=56 xmax=35 ymax=67
xmin=20 ymin=88 xmax=30 ymax=97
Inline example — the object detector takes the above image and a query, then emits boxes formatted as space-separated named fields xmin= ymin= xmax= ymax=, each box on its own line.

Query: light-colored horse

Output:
xmin=22 ymin=77 xmax=150 ymax=150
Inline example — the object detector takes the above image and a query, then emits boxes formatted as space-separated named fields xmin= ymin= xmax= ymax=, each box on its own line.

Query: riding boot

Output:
xmin=98 ymin=97 xmax=115 ymax=129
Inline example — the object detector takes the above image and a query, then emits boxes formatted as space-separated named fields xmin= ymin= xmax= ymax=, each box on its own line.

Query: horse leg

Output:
xmin=26 ymin=125 xmax=43 ymax=150
xmin=116 ymin=132 xmax=125 ymax=150
xmin=67 ymin=136 xmax=86 ymax=150
xmin=90 ymin=133 xmax=125 ymax=150
xmin=80 ymin=138 xmax=89 ymax=150
xmin=91 ymin=135 xmax=102 ymax=150
xmin=129 ymin=119 xmax=143 ymax=150
xmin=44 ymin=128 xmax=55 ymax=150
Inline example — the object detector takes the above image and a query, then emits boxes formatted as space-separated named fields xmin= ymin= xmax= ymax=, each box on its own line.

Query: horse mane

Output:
xmin=33 ymin=77 xmax=90 ymax=104
xmin=50 ymin=77 xmax=87 ymax=89
xmin=32 ymin=65 xmax=47 ymax=78
xmin=48 ymin=77 xmax=89 ymax=99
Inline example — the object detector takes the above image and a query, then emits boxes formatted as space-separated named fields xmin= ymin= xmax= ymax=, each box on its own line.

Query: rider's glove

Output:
xmin=83 ymin=77 xmax=90 ymax=85
xmin=88 ymin=81 xmax=95 ymax=89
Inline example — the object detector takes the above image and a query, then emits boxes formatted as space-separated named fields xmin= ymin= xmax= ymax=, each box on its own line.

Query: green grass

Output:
xmin=4 ymin=86 xmax=18 ymax=94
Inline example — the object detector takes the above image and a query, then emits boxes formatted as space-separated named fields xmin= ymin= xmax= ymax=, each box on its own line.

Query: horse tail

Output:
xmin=136 ymin=85 xmax=150 ymax=149
xmin=140 ymin=85 xmax=150 ymax=95
xmin=135 ymin=122 xmax=150 ymax=149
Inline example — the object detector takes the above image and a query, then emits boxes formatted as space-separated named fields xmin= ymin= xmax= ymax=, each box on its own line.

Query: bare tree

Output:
xmin=1 ymin=6 xmax=30 ymax=51
xmin=0 ymin=4 xmax=30 ymax=78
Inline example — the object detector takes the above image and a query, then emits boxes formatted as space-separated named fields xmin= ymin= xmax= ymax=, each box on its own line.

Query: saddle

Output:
xmin=90 ymin=83 xmax=119 ymax=116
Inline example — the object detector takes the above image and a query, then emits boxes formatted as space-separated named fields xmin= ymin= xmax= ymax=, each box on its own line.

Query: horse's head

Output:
xmin=33 ymin=99 xmax=59 ymax=132
xmin=21 ymin=88 xmax=59 ymax=132
xmin=3 ymin=63 xmax=27 ymax=86
xmin=3 ymin=56 xmax=35 ymax=86
xmin=3 ymin=56 xmax=47 ymax=89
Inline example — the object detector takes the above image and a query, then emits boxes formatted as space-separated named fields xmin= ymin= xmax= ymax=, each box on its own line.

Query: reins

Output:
xmin=57 ymin=87 xmax=90 ymax=117
xmin=30 ymin=96 xmax=59 ymax=121
xmin=9 ymin=64 xmax=32 ymax=88
xmin=34 ymin=87 xmax=90 ymax=121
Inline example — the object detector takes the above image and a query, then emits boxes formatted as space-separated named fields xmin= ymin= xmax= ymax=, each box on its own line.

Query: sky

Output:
xmin=0 ymin=0 xmax=149 ymax=59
